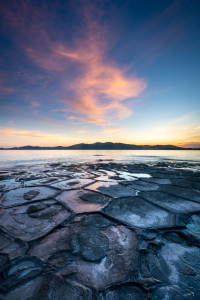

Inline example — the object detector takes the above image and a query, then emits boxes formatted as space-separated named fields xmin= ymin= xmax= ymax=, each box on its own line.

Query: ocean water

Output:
xmin=0 ymin=150 xmax=200 ymax=169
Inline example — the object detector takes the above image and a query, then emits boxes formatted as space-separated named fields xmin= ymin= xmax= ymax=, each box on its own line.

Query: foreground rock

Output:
xmin=0 ymin=160 xmax=200 ymax=299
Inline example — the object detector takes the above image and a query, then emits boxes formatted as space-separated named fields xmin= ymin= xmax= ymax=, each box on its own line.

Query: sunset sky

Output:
xmin=0 ymin=0 xmax=200 ymax=148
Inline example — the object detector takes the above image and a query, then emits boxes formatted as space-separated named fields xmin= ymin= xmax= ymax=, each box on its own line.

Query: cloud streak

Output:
xmin=0 ymin=129 xmax=68 ymax=140
xmin=104 ymin=127 xmax=126 ymax=133
xmin=0 ymin=0 xmax=146 ymax=127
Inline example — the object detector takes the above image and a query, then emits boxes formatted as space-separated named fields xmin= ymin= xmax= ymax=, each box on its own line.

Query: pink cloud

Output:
xmin=0 ymin=0 xmax=147 ymax=127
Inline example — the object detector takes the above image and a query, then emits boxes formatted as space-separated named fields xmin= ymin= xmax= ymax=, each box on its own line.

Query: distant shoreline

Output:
xmin=0 ymin=142 xmax=199 ymax=151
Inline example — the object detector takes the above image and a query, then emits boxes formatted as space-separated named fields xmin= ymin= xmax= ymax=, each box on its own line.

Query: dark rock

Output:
xmin=24 ymin=177 xmax=68 ymax=187
xmin=23 ymin=190 xmax=40 ymax=200
xmin=141 ymin=191 xmax=200 ymax=213
xmin=0 ymin=179 xmax=21 ymax=191
xmin=182 ymin=213 xmax=200 ymax=243
xmin=101 ymin=284 xmax=145 ymax=299
xmin=170 ymin=179 xmax=200 ymax=190
xmin=50 ymin=178 xmax=94 ymax=190
xmin=87 ymin=181 xmax=137 ymax=198
xmin=1 ymin=256 xmax=45 ymax=291
xmin=161 ymin=185 xmax=200 ymax=203
xmin=0 ymin=200 xmax=70 ymax=241
xmin=29 ymin=214 xmax=135 ymax=289
xmin=163 ymin=232 xmax=187 ymax=244
xmin=1 ymin=187 xmax=58 ymax=207
xmin=150 ymin=243 xmax=200 ymax=299
xmin=71 ymin=228 xmax=109 ymax=262
xmin=104 ymin=197 xmax=173 ymax=229
xmin=127 ymin=180 xmax=159 ymax=191
xmin=143 ymin=178 xmax=171 ymax=184
xmin=4 ymin=273 xmax=92 ymax=300
xmin=0 ymin=229 xmax=28 ymax=260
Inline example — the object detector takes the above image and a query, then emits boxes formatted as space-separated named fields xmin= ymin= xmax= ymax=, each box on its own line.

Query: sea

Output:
xmin=0 ymin=150 xmax=200 ymax=171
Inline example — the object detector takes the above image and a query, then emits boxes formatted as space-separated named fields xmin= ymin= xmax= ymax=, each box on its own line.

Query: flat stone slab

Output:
xmin=0 ymin=229 xmax=28 ymax=261
xmin=104 ymin=197 xmax=173 ymax=229
xmin=72 ymin=172 xmax=95 ymax=179
xmin=56 ymin=189 xmax=110 ymax=213
xmin=161 ymin=185 xmax=200 ymax=203
xmin=24 ymin=176 xmax=68 ymax=187
xmin=144 ymin=243 xmax=200 ymax=300
xmin=29 ymin=214 xmax=135 ymax=289
xmin=1 ymin=186 xmax=58 ymax=207
xmin=141 ymin=191 xmax=200 ymax=213
xmin=86 ymin=181 xmax=137 ymax=198
xmin=50 ymin=178 xmax=94 ymax=190
xmin=180 ymin=213 xmax=200 ymax=243
xmin=0 ymin=179 xmax=21 ymax=191
xmin=101 ymin=284 xmax=145 ymax=299
xmin=127 ymin=180 xmax=159 ymax=191
xmin=171 ymin=178 xmax=200 ymax=190
xmin=0 ymin=256 xmax=45 ymax=291
xmin=18 ymin=173 xmax=48 ymax=181
xmin=4 ymin=273 xmax=92 ymax=300
xmin=0 ymin=200 xmax=70 ymax=241
xmin=143 ymin=178 xmax=171 ymax=184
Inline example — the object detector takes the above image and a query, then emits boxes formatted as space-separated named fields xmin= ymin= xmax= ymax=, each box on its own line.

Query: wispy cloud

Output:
xmin=104 ymin=127 xmax=126 ymax=133
xmin=0 ymin=129 xmax=68 ymax=140
xmin=0 ymin=0 xmax=146 ymax=128
xmin=76 ymin=130 xmax=88 ymax=133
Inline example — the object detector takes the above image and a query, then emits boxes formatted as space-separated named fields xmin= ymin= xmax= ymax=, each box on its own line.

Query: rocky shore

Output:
xmin=0 ymin=160 xmax=200 ymax=299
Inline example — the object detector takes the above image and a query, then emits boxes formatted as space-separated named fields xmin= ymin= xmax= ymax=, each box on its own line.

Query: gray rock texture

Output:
xmin=0 ymin=161 xmax=200 ymax=299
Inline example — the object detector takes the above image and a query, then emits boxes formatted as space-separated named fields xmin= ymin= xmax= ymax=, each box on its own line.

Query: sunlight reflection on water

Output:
xmin=0 ymin=150 xmax=200 ymax=168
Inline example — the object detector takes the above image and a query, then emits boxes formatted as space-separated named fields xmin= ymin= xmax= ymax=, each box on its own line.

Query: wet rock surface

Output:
xmin=0 ymin=160 xmax=200 ymax=299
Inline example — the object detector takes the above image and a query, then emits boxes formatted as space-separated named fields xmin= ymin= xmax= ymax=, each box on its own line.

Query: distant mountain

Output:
xmin=0 ymin=142 xmax=199 ymax=150
xmin=67 ymin=142 xmax=183 ymax=150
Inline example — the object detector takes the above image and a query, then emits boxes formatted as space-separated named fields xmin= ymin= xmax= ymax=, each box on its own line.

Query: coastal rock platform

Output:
xmin=0 ymin=160 xmax=200 ymax=299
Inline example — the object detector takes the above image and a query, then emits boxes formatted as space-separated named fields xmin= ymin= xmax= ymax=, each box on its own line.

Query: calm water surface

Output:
xmin=0 ymin=150 xmax=200 ymax=168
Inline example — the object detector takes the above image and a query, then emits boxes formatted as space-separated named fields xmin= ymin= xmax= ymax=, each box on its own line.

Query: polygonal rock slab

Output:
xmin=144 ymin=243 xmax=200 ymax=300
xmin=183 ymin=175 xmax=200 ymax=183
xmin=141 ymin=191 xmax=200 ymax=213
xmin=4 ymin=273 xmax=92 ymax=300
xmin=0 ymin=229 xmax=28 ymax=261
xmin=72 ymin=172 xmax=95 ymax=179
xmin=104 ymin=197 xmax=173 ymax=229
xmin=0 ymin=256 xmax=45 ymax=291
xmin=0 ymin=179 xmax=21 ymax=191
xmin=179 ymin=213 xmax=200 ymax=243
xmin=56 ymin=189 xmax=110 ymax=213
xmin=29 ymin=214 xmax=135 ymax=289
xmin=0 ymin=200 xmax=70 ymax=241
xmin=24 ymin=177 xmax=68 ymax=187
xmin=18 ymin=173 xmax=48 ymax=181
xmin=143 ymin=178 xmax=171 ymax=184
xmin=127 ymin=180 xmax=159 ymax=191
xmin=1 ymin=186 xmax=58 ymax=207
xmin=86 ymin=181 xmax=137 ymax=198
xmin=50 ymin=178 xmax=94 ymax=190
xmin=101 ymin=284 xmax=145 ymax=300
xmin=170 ymin=179 xmax=200 ymax=190
xmin=161 ymin=186 xmax=200 ymax=203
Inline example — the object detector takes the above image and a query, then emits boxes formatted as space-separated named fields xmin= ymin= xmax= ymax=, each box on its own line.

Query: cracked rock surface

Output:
xmin=0 ymin=160 xmax=200 ymax=299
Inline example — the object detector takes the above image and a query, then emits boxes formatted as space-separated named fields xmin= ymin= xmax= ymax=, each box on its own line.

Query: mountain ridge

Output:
xmin=0 ymin=142 xmax=199 ymax=150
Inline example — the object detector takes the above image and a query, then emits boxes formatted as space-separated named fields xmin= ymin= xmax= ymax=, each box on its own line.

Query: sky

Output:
xmin=0 ymin=0 xmax=200 ymax=148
